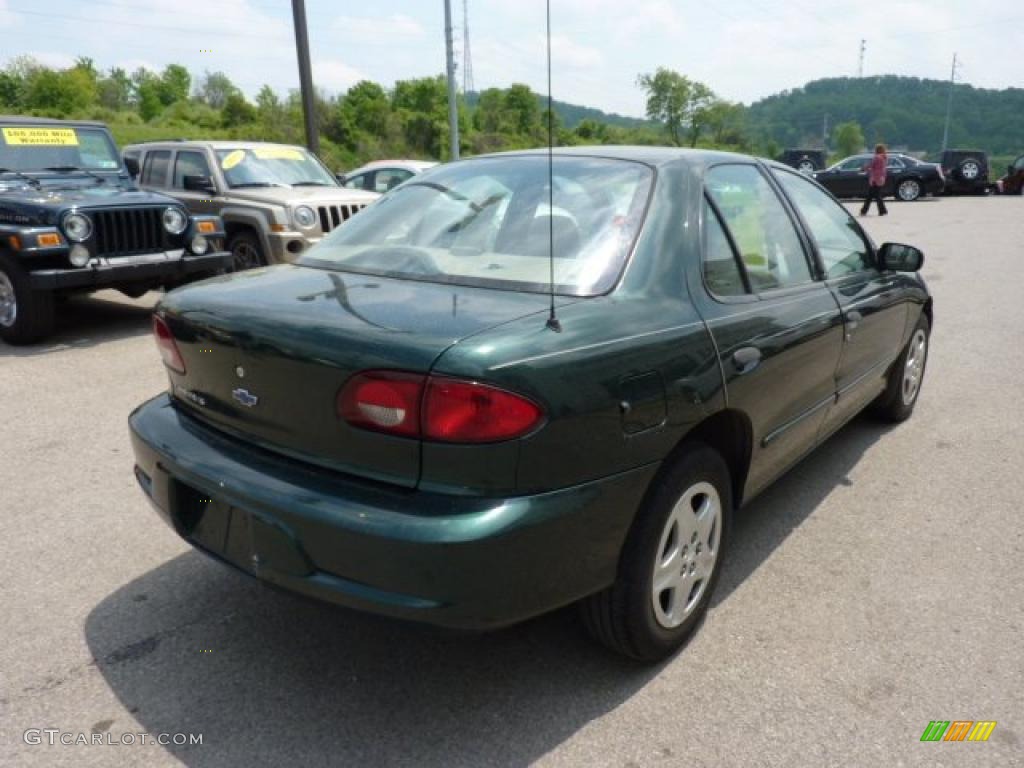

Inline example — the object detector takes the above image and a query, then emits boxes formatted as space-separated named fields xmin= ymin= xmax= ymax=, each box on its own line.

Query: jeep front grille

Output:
xmin=91 ymin=208 xmax=167 ymax=257
xmin=317 ymin=204 xmax=364 ymax=233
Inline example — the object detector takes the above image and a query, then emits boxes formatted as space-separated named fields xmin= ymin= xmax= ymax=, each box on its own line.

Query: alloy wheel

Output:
xmin=0 ymin=270 xmax=17 ymax=328
xmin=898 ymin=180 xmax=921 ymax=201
xmin=902 ymin=328 xmax=928 ymax=405
xmin=652 ymin=481 xmax=722 ymax=629
xmin=961 ymin=162 xmax=980 ymax=180
xmin=797 ymin=161 xmax=815 ymax=175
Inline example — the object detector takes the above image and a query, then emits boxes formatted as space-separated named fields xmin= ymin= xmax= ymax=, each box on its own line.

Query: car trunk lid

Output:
xmin=158 ymin=264 xmax=558 ymax=487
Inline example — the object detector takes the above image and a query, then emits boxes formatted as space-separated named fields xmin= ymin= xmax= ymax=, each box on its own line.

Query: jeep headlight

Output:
xmin=293 ymin=205 xmax=317 ymax=230
xmin=62 ymin=212 xmax=93 ymax=242
xmin=162 ymin=207 xmax=188 ymax=235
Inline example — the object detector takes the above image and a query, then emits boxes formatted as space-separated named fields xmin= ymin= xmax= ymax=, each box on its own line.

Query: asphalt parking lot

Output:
xmin=2 ymin=196 xmax=1021 ymax=768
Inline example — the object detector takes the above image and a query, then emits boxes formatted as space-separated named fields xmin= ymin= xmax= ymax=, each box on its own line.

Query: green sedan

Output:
xmin=130 ymin=148 xmax=932 ymax=661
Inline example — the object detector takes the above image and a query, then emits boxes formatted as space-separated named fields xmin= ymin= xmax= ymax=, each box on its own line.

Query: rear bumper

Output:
xmin=129 ymin=394 xmax=657 ymax=630
xmin=29 ymin=250 xmax=232 ymax=290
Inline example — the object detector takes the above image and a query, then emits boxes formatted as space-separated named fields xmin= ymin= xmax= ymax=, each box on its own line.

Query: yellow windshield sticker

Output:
xmin=254 ymin=147 xmax=303 ymax=161
xmin=2 ymin=127 xmax=79 ymax=146
xmin=221 ymin=149 xmax=246 ymax=170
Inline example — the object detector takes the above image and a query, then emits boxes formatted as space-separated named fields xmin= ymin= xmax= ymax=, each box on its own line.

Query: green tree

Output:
xmin=97 ymin=67 xmax=132 ymax=111
xmin=196 ymin=71 xmax=240 ymax=109
xmin=636 ymin=68 xmax=716 ymax=146
xmin=222 ymin=92 xmax=256 ymax=127
xmin=158 ymin=64 xmax=191 ymax=106
xmin=132 ymin=68 xmax=162 ymax=121
xmin=833 ymin=121 xmax=865 ymax=157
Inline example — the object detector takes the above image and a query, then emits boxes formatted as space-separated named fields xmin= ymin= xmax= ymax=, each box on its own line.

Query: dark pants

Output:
xmin=861 ymin=183 xmax=888 ymax=215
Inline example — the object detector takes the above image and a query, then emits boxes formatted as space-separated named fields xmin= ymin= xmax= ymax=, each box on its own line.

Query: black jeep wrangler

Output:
xmin=939 ymin=149 xmax=992 ymax=195
xmin=779 ymin=148 xmax=827 ymax=175
xmin=0 ymin=117 xmax=232 ymax=344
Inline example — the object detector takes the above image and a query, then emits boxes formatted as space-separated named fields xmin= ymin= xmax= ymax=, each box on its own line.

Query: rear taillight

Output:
xmin=338 ymin=371 xmax=423 ymax=437
xmin=152 ymin=315 xmax=186 ymax=374
xmin=338 ymin=371 xmax=544 ymax=443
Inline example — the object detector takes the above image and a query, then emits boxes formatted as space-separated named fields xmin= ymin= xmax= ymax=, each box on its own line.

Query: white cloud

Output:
xmin=314 ymin=59 xmax=371 ymax=92
xmin=332 ymin=13 xmax=425 ymax=41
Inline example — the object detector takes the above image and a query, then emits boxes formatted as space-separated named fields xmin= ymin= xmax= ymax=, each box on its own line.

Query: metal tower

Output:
xmin=462 ymin=0 xmax=475 ymax=94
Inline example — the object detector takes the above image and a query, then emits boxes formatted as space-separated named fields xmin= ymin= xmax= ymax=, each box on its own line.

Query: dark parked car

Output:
xmin=813 ymin=152 xmax=945 ymax=201
xmin=779 ymin=148 xmax=827 ymax=175
xmin=996 ymin=154 xmax=1024 ymax=195
xmin=130 ymin=148 xmax=932 ymax=661
xmin=0 ymin=116 xmax=231 ymax=344
xmin=939 ymin=149 xmax=992 ymax=195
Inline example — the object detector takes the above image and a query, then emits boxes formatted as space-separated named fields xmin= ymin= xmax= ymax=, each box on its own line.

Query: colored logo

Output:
xmin=920 ymin=721 xmax=997 ymax=742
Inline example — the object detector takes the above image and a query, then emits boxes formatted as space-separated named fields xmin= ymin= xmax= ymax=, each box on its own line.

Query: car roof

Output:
xmin=122 ymin=140 xmax=313 ymax=152
xmin=471 ymin=145 xmax=777 ymax=170
xmin=346 ymin=159 xmax=438 ymax=174
xmin=0 ymin=114 xmax=108 ymax=128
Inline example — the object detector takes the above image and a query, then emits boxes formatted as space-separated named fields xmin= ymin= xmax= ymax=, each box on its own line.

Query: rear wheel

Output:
xmin=582 ymin=443 xmax=732 ymax=661
xmin=228 ymin=231 xmax=266 ymax=271
xmin=873 ymin=313 xmax=930 ymax=422
xmin=897 ymin=178 xmax=922 ymax=201
xmin=0 ymin=253 xmax=55 ymax=345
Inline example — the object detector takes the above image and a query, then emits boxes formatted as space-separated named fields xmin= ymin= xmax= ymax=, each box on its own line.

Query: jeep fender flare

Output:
xmin=218 ymin=207 xmax=279 ymax=256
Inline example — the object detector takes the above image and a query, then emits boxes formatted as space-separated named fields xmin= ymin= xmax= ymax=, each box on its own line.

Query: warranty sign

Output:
xmin=2 ymin=127 xmax=80 ymax=146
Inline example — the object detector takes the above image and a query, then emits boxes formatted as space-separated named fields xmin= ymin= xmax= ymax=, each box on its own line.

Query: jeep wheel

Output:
xmin=897 ymin=178 xmax=922 ymax=201
xmin=0 ymin=253 xmax=55 ymax=345
xmin=957 ymin=158 xmax=982 ymax=182
xmin=797 ymin=158 xmax=816 ymax=175
xmin=228 ymin=231 xmax=266 ymax=271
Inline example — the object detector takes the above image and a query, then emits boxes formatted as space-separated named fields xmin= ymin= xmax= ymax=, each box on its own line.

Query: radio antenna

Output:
xmin=544 ymin=0 xmax=561 ymax=332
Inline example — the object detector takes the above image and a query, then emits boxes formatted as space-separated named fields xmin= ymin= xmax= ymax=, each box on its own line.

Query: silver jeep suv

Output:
xmin=123 ymin=140 xmax=379 ymax=270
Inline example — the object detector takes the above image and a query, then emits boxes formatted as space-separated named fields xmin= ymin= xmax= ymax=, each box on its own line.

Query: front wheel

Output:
xmin=228 ymin=231 xmax=266 ymax=271
xmin=873 ymin=313 xmax=930 ymax=422
xmin=897 ymin=178 xmax=922 ymax=201
xmin=581 ymin=443 xmax=732 ymax=661
xmin=0 ymin=254 xmax=55 ymax=345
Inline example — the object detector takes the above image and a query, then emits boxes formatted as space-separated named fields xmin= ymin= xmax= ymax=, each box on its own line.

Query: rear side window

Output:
xmin=343 ymin=173 xmax=370 ymax=190
xmin=702 ymin=198 xmax=746 ymax=296
xmin=774 ymin=169 xmax=873 ymax=278
xmin=374 ymin=168 xmax=413 ymax=192
xmin=141 ymin=150 xmax=170 ymax=186
xmin=705 ymin=164 xmax=812 ymax=292
xmin=173 ymin=151 xmax=212 ymax=188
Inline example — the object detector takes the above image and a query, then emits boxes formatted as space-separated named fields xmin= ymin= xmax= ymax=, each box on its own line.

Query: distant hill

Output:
xmin=465 ymin=91 xmax=654 ymax=130
xmin=746 ymin=76 xmax=1024 ymax=156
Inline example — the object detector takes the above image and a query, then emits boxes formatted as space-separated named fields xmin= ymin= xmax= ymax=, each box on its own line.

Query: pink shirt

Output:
xmin=867 ymin=154 xmax=887 ymax=186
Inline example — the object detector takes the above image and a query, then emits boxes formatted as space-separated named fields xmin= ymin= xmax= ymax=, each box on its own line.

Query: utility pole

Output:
xmin=857 ymin=39 xmax=866 ymax=78
xmin=941 ymin=53 xmax=960 ymax=152
xmin=444 ymin=0 xmax=460 ymax=160
xmin=291 ymin=0 xmax=319 ymax=155
xmin=462 ymin=0 xmax=475 ymax=95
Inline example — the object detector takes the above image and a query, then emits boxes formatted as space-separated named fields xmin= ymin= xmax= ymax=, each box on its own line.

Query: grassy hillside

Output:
xmin=746 ymin=76 xmax=1024 ymax=156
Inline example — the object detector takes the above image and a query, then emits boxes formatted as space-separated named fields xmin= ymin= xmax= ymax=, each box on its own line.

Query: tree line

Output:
xmin=1 ymin=58 xmax=1018 ymax=171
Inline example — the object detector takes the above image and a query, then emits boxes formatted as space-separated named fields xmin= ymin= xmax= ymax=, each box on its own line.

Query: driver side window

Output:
xmin=774 ymin=168 xmax=873 ymax=278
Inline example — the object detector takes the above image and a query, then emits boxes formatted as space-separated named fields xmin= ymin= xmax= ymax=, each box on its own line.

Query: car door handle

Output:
xmin=732 ymin=347 xmax=762 ymax=375
xmin=845 ymin=311 xmax=863 ymax=340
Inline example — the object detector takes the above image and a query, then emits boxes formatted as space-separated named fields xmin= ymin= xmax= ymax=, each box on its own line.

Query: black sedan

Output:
xmin=131 ymin=148 xmax=932 ymax=661
xmin=813 ymin=153 xmax=945 ymax=201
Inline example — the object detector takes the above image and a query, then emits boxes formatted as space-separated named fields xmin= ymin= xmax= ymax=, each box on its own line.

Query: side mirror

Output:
xmin=183 ymin=175 xmax=216 ymax=194
xmin=336 ymin=173 xmax=347 ymax=184
xmin=879 ymin=242 xmax=924 ymax=272
xmin=123 ymin=156 xmax=140 ymax=177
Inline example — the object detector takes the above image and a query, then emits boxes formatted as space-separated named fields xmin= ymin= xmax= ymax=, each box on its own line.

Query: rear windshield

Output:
xmin=298 ymin=155 xmax=653 ymax=296
xmin=0 ymin=125 xmax=121 ymax=171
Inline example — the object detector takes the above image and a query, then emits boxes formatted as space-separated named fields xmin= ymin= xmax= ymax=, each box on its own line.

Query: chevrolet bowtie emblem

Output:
xmin=232 ymin=388 xmax=259 ymax=408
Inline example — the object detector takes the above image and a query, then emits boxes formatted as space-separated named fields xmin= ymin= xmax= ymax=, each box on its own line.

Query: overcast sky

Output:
xmin=3 ymin=0 xmax=1022 ymax=115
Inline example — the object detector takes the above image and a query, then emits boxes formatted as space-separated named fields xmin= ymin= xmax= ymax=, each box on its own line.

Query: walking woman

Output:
xmin=860 ymin=144 xmax=888 ymax=216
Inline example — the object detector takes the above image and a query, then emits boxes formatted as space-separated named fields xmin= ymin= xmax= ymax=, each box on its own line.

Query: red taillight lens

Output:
xmin=338 ymin=372 xmax=544 ymax=443
xmin=152 ymin=315 xmax=186 ymax=374
xmin=338 ymin=371 xmax=424 ymax=437
xmin=423 ymin=377 xmax=543 ymax=443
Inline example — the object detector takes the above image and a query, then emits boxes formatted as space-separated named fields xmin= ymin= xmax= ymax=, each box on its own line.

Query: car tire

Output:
xmin=0 ymin=253 xmax=56 ymax=345
xmin=581 ymin=443 xmax=732 ymax=661
xmin=956 ymin=158 xmax=982 ymax=183
xmin=873 ymin=313 xmax=930 ymax=422
xmin=228 ymin=231 xmax=266 ymax=271
xmin=896 ymin=178 xmax=922 ymax=201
